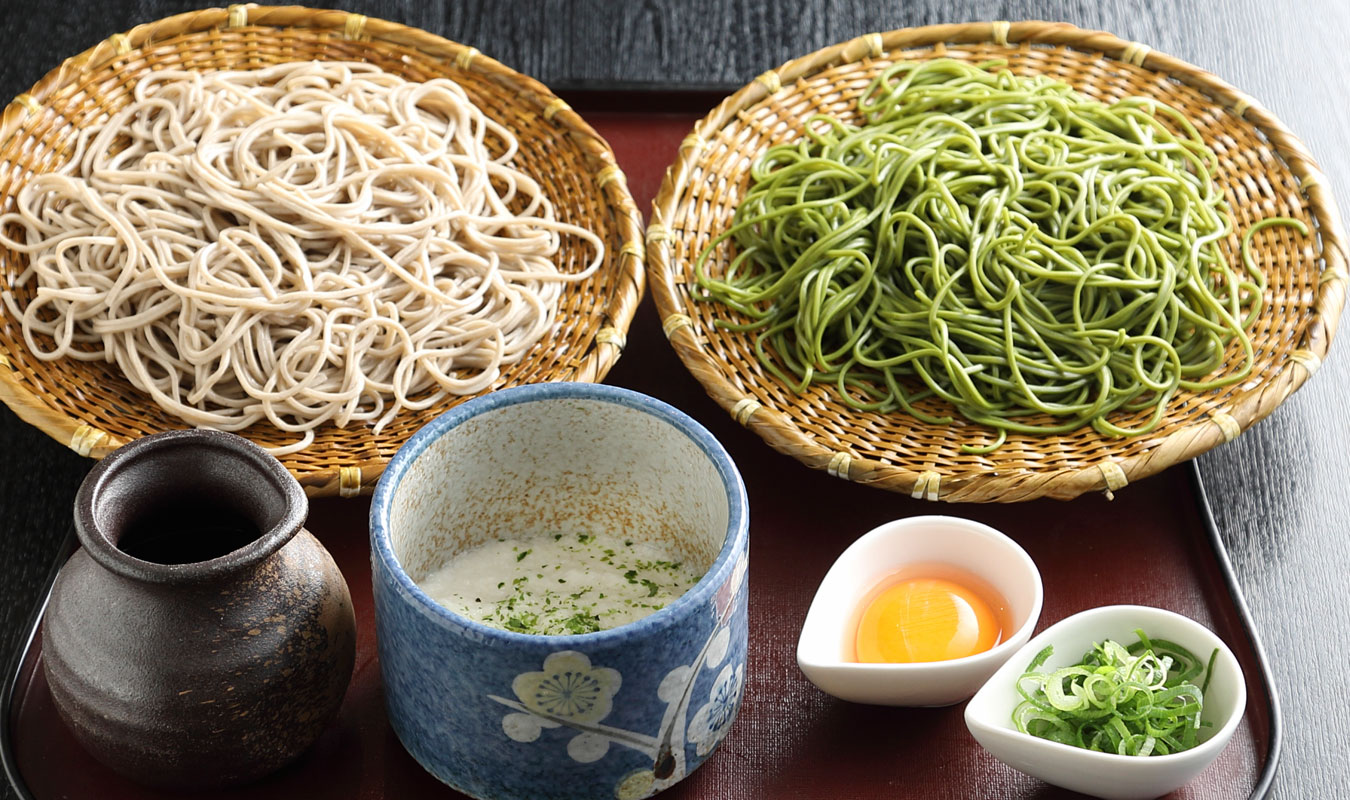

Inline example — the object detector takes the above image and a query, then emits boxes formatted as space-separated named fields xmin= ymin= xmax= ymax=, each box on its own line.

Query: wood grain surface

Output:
xmin=2 ymin=1 xmax=1348 ymax=797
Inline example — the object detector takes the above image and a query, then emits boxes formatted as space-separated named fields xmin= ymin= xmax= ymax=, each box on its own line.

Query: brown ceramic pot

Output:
xmin=42 ymin=429 xmax=356 ymax=789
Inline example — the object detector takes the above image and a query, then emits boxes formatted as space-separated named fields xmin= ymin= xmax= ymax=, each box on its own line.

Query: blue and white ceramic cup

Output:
xmin=370 ymin=383 xmax=749 ymax=800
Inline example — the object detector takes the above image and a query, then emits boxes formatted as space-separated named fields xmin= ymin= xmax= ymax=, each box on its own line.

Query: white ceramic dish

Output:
xmin=796 ymin=515 xmax=1042 ymax=706
xmin=964 ymin=605 xmax=1246 ymax=800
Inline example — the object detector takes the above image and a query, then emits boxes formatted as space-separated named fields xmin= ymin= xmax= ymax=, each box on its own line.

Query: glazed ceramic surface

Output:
xmin=797 ymin=515 xmax=1042 ymax=706
xmin=43 ymin=429 xmax=356 ymax=789
xmin=964 ymin=605 xmax=1246 ymax=800
xmin=370 ymin=383 xmax=750 ymax=800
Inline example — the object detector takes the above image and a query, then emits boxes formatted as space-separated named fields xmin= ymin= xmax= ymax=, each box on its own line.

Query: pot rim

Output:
xmin=74 ymin=429 xmax=308 ymax=585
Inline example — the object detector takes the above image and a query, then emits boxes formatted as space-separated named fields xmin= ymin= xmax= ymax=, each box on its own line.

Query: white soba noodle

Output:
xmin=0 ymin=61 xmax=604 ymax=454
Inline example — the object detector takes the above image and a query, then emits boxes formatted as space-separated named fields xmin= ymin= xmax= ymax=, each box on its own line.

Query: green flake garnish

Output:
xmin=503 ymin=612 xmax=539 ymax=633
xmin=437 ymin=532 xmax=705 ymax=636
xmin=563 ymin=613 xmax=602 ymax=635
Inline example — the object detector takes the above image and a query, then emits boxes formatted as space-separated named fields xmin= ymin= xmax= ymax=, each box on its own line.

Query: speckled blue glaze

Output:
xmin=371 ymin=383 xmax=749 ymax=800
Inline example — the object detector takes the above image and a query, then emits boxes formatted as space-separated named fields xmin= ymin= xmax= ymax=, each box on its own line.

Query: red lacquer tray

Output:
xmin=2 ymin=96 xmax=1278 ymax=800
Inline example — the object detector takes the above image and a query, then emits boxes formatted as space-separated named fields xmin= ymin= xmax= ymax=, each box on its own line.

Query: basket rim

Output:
xmin=0 ymin=3 xmax=647 ymax=497
xmin=645 ymin=20 xmax=1347 ymax=502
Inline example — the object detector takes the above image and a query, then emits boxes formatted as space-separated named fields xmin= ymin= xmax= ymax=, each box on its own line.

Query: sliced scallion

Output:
xmin=1012 ymin=629 xmax=1217 ymax=756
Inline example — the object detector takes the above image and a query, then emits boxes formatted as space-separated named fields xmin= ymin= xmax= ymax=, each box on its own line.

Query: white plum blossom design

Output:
xmin=614 ymin=769 xmax=656 ymax=800
xmin=687 ymin=663 xmax=744 ymax=756
xmin=488 ymin=556 xmax=748 ymax=797
xmin=512 ymin=650 xmax=621 ymax=725
xmin=704 ymin=626 xmax=731 ymax=670
xmin=490 ymin=651 xmax=656 ymax=767
xmin=567 ymin=731 xmax=611 ymax=763
xmin=502 ymin=711 xmax=560 ymax=742
xmin=657 ymin=665 xmax=692 ymax=704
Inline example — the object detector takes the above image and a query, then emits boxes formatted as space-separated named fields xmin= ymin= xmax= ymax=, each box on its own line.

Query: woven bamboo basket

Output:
xmin=648 ymin=21 xmax=1346 ymax=502
xmin=0 ymin=4 xmax=645 ymax=497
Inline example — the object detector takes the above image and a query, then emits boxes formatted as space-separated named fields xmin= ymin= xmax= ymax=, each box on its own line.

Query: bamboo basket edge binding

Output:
xmin=647 ymin=20 xmax=1347 ymax=502
xmin=0 ymin=4 xmax=647 ymax=497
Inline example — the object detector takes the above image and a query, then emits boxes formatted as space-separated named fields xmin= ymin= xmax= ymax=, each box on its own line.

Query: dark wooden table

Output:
xmin=2 ymin=1 xmax=1347 ymax=797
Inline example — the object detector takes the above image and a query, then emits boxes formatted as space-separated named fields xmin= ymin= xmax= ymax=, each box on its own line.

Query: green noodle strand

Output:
xmin=694 ymin=58 xmax=1304 ymax=449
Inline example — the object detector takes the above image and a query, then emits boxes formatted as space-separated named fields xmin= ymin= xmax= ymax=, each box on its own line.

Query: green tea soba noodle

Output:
xmin=695 ymin=58 xmax=1302 ymax=451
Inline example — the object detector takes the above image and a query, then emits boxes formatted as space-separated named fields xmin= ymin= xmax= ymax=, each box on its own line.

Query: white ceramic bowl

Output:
xmin=796 ymin=515 xmax=1042 ymax=706
xmin=964 ymin=605 xmax=1247 ymax=800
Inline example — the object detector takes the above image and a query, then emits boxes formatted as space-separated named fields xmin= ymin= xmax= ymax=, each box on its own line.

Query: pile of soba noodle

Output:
xmin=0 ymin=61 xmax=603 ymax=454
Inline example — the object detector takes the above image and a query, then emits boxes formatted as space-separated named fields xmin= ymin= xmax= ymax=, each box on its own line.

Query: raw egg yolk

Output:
xmin=854 ymin=577 xmax=1001 ymax=663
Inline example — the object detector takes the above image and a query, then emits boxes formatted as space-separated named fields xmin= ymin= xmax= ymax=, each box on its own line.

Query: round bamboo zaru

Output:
xmin=0 ymin=4 xmax=645 ymax=496
xmin=648 ymin=21 xmax=1346 ymax=502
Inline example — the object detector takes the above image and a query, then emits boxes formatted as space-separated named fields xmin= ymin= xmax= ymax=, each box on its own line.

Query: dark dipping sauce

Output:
xmin=117 ymin=499 xmax=261 ymax=565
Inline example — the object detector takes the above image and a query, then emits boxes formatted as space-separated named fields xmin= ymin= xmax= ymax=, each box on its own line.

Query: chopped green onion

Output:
xmin=1012 ymin=629 xmax=1217 ymax=756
